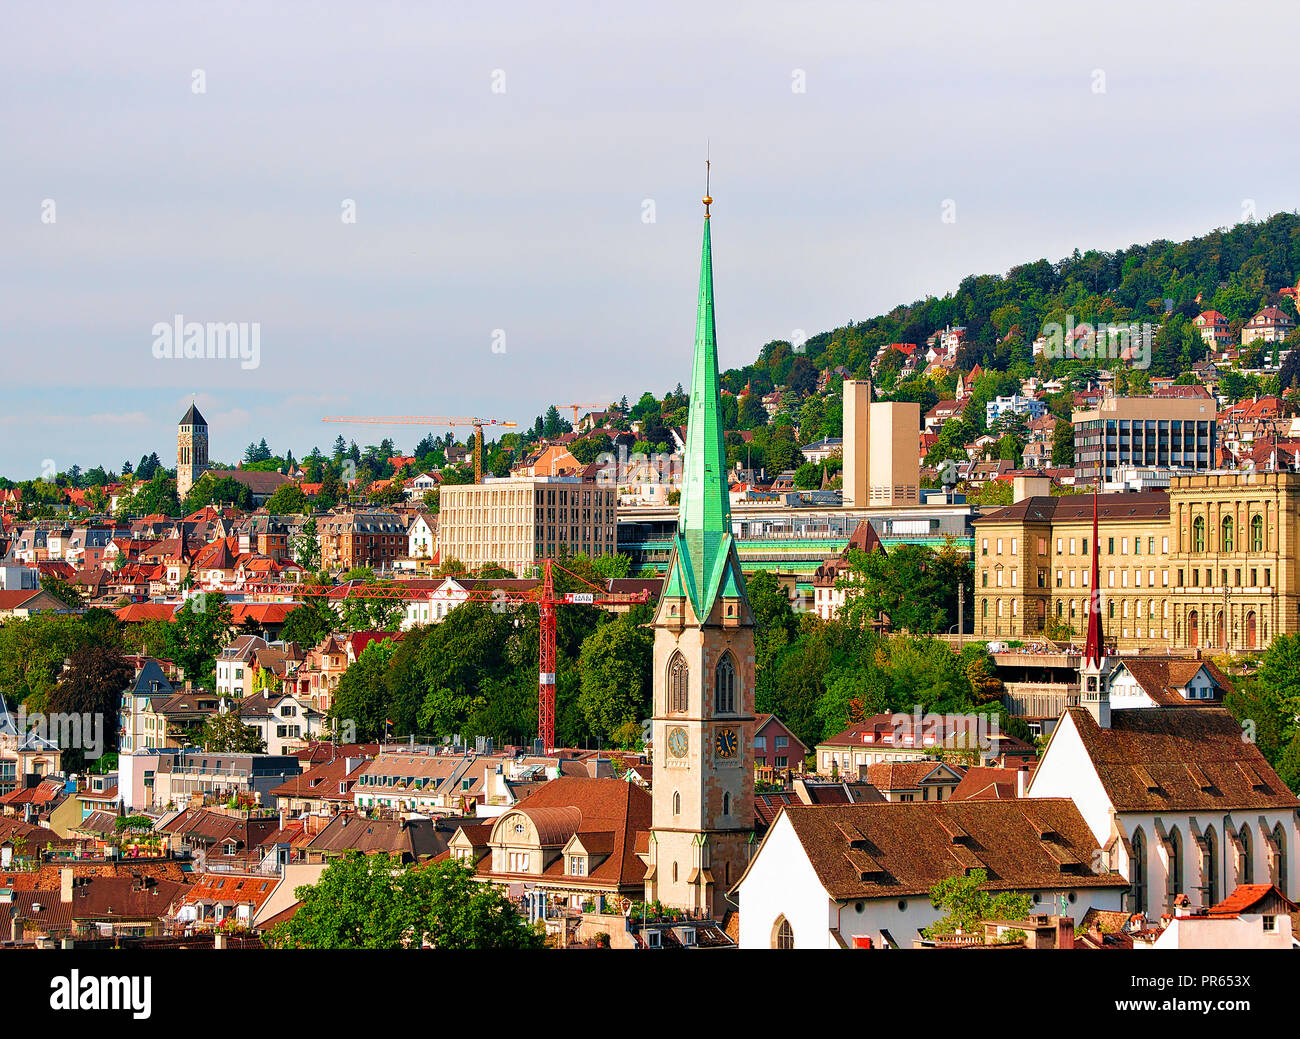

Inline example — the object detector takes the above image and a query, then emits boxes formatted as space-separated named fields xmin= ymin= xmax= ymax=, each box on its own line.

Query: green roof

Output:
xmin=662 ymin=213 xmax=746 ymax=619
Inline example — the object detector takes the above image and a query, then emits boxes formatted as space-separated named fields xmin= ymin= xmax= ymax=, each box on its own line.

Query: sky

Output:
xmin=3 ymin=0 xmax=1299 ymax=477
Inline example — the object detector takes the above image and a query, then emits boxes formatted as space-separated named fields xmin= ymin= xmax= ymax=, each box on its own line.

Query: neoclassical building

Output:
xmin=972 ymin=470 xmax=1300 ymax=654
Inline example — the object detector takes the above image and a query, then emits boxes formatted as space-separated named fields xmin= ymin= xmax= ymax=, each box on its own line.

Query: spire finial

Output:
xmin=702 ymin=145 xmax=712 ymax=217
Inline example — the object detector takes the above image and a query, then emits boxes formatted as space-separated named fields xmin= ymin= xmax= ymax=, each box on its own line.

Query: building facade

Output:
xmin=974 ymin=471 xmax=1300 ymax=654
xmin=436 ymin=477 xmax=617 ymax=573
xmin=1073 ymin=395 xmax=1216 ymax=484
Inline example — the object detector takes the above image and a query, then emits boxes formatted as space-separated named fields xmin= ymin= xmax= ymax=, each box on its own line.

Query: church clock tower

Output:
xmin=176 ymin=400 xmax=209 ymax=500
xmin=645 ymin=177 xmax=755 ymax=916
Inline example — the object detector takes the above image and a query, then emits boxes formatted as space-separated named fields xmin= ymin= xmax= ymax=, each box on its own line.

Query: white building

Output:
xmin=238 ymin=690 xmax=325 ymax=756
xmin=1026 ymin=703 xmax=1300 ymax=915
xmin=734 ymin=799 xmax=1128 ymax=949
xmin=407 ymin=511 xmax=437 ymax=560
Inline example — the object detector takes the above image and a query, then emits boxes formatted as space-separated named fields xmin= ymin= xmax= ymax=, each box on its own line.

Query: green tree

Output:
xmin=200 ymin=710 xmax=266 ymax=753
xmin=576 ymin=612 xmax=653 ymax=745
xmin=1051 ymin=418 xmax=1075 ymax=467
xmin=265 ymin=482 xmax=308 ymax=514
xmin=46 ymin=643 xmax=134 ymax=764
xmin=294 ymin=517 xmax=321 ymax=570
xmin=329 ymin=638 xmax=398 ymax=740
xmin=165 ymin=593 xmax=234 ymax=689
xmin=268 ymin=853 xmax=542 ymax=949
xmin=279 ymin=598 xmax=337 ymax=649
xmin=838 ymin=543 xmax=967 ymax=635
xmin=920 ymin=868 xmax=1034 ymax=939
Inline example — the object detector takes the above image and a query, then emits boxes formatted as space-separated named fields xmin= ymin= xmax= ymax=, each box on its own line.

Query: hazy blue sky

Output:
xmin=3 ymin=1 xmax=1298 ymax=476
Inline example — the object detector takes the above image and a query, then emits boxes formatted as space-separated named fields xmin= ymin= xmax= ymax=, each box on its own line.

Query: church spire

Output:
xmin=1083 ymin=483 xmax=1104 ymax=666
xmin=663 ymin=171 xmax=744 ymax=620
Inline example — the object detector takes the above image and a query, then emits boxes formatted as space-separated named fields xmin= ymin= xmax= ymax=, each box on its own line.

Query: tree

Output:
xmin=329 ymin=638 xmax=398 ymax=740
xmin=40 ymin=574 xmax=83 ymax=608
xmin=200 ymin=710 xmax=266 ymax=753
xmin=279 ymin=599 xmax=337 ymax=649
xmin=576 ymin=612 xmax=653 ymax=745
xmin=265 ymin=482 xmax=308 ymax=515
xmin=47 ymin=643 xmax=134 ymax=763
xmin=268 ymin=853 xmax=542 ymax=950
xmin=838 ymin=543 xmax=967 ymax=635
xmin=165 ymin=593 xmax=234 ymax=689
xmin=294 ymin=517 xmax=321 ymax=570
xmin=920 ymin=868 xmax=1034 ymax=939
xmin=1051 ymin=418 xmax=1075 ymax=467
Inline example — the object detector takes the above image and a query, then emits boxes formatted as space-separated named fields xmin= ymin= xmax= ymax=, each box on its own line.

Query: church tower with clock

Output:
xmin=645 ymin=176 xmax=755 ymax=916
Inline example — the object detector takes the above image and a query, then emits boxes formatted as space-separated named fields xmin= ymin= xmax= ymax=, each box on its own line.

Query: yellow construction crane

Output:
xmin=322 ymin=415 xmax=519 ymax=483
xmin=557 ymin=402 xmax=614 ymax=429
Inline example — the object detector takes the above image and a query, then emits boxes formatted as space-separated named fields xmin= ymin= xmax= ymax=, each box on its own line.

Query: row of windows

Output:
xmin=1189 ymin=514 xmax=1266 ymax=553
xmin=1129 ymin=822 xmax=1287 ymax=914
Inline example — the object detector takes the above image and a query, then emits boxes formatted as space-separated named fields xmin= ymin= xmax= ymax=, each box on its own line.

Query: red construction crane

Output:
xmin=321 ymin=416 xmax=518 ymax=483
xmin=246 ymin=560 xmax=649 ymax=752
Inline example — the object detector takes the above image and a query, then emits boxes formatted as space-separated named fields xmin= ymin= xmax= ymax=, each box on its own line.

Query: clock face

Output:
xmin=714 ymin=727 xmax=738 ymax=759
xmin=666 ymin=726 xmax=689 ymax=759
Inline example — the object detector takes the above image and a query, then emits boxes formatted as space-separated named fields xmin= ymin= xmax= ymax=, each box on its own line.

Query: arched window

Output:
xmin=1239 ymin=827 xmax=1253 ymax=885
xmin=1130 ymin=828 xmax=1148 ymax=914
xmin=1221 ymin=516 xmax=1234 ymax=553
xmin=1203 ymin=825 xmax=1219 ymax=906
xmin=715 ymin=653 xmax=737 ymax=714
xmin=672 ymin=861 xmax=678 ymax=882
xmin=1251 ymin=514 xmax=1264 ymax=552
xmin=668 ymin=653 xmax=688 ymax=713
xmin=1273 ymin=823 xmax=1288 ymax=894
xmin=1192 ymin=516 xmax=1205 ymax=552
xmin=722 ymin=792 xmax=730 ymax=816
xmin=1167 ymin=828 xmax=1183 ymax=911
xmin=771 ymin=915 xmax=795 ymax=950
xmin=672 ymin=791 xmax=681 ymax=815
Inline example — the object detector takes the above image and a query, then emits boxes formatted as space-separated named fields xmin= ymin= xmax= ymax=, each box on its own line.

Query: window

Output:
xmin=1221 ymin=516 xmax=1234 ymax=552
xmin=1251 ymin=514 xmax=1264 ymax=552
xmin=1273 ymin=823 xmax=1287 ymax=894
xmin=1192 ymin=516 xmax=1205 ymax=552
xmin=1130 ymin=828 xmax=1147 ymax=914
xmin=714 ymin=653 xmax=737 ymax=714
xmin=772 ymin=916 xmax=795 ymax=950
xmin=668 ymin=653 xmax=688 ymax=713
xmin=1203 ymin=826 xmax=1219 ymax=907
xmin=1240 ymin=827 xmax=1253 ymax=885
xmin=673 ymin=791 xmax=681 ymax=815
xmin=1167 ymin=828 xmax=1183 ymax=912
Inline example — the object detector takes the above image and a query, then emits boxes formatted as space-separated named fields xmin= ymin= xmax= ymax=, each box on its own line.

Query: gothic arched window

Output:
xmin=715 ymin=653 xmax=737 ymax=714
xmin=771 ymin=916 xmax=795 ymax=950
xmin=668 ymin=652 xmax=688 ymax=713
xmin=1203 ymin=825 xmax=1219 ymax=906
xmin=1130 ymin=828 xmax=1147 ymax=914
xmin=1240 ymin=826 xmax=1253 ymax=885
xmin=1167 ymin=827 xmax=1183 ymax=911
xmin=1273 ymin=823 xmax=1288 ymax=894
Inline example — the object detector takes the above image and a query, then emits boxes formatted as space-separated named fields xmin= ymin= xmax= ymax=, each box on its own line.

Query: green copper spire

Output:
xmin=663 ymin=185 xmax=746 ymax=620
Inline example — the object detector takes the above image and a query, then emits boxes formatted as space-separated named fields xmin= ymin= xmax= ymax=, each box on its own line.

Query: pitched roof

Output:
xmin=770 ymin=798 xmax=1127 ymax=901
xmin=951 ymin=766 xmax=1022 ymax=801
xmin=1112 ymin=657 xmax=1231 ymax=706
xmin=976 ymin=492 xmax=1169 ymax=526
xmin=1063 ymin=706 xmax=1300 ymax=814
xmin=180 ymin=402 xmax=206 ymax=426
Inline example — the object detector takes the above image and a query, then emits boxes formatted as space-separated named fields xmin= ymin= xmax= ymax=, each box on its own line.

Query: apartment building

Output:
xmin=1072 ymin=395 xmax=1216 ymax=484
xmin=436 ymin=476 xmax=617 ymax=573
xmin=317 ymin=509 xmax=407 ymax=571
xmin=841 ymin=380 xmax=920 ymax=507
xmin=973 ymin=470 xmax=1300 ymax=654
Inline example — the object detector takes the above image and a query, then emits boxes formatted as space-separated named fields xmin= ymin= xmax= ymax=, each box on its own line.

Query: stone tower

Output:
xmin=176 ymin=401 xmax=209 ymax=500
xmin=645 ymin=181 xmax=755 ymax=916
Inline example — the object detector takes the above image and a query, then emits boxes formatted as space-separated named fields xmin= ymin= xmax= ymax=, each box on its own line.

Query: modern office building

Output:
xmin=436 ymin=476 xmax=618 ymax=573
xmin=1072 ymin=395 xmax=1216 ymax=484
xmin=842 ymin=380 xmax=920 ymax=507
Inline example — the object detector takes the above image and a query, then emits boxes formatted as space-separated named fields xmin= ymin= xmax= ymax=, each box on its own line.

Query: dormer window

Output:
xmin=568 ymin=855 xmax=587 ymax=876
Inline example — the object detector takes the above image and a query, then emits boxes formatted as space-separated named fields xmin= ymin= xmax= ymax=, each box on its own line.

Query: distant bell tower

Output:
xmin=646 ymin=170 xmax=756 ymax=917
xmin=176 ymin=400 xmax=209 ymax=499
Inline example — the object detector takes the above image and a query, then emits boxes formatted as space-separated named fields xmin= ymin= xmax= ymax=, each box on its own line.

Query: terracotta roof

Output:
xmin=1207 ymin=883 xmax=1297 ymax=918
xmin=951 ymin=767 xmax=1021 ymax=801
xmin=867 ymin=761 xmax=963 ymax=790
xmin=772 ymin=799 xmax=1128 ymax=901
xmin=1113 ymin=657 xmax=1231 ymax=706
xmin=1063 ymin=706 xmax=1300 ymax=814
